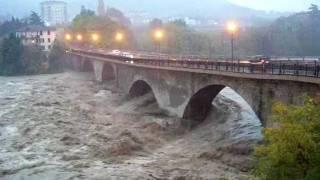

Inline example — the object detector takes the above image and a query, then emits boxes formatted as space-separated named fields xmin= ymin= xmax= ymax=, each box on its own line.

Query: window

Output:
xmin=48 ymin=38 xmax=51 ymax=43
xmin=40 ymin=31 xmax=43 ymax=35
xmin=48 ymin=30 xmax=51 ymax=35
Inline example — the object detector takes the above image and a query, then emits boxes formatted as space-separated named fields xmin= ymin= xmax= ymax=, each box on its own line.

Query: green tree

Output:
xmin=106 ymin=7 xmax=131 ymax=26
xmin=71 ymin=6 xmax=133 ymax=49
xmin=48 ymin=41 xmax=65 ymax=73
xmin=21 ymin=45 xmax=46 ymax=74
xmin=149 ymin=18 xmax=163 ymax=29
xmin=309 ymin=4 xmax=319 ymax=15
xmin=0 ymin=34 xmax=23 ymax=75
xmin=28 ymin=11 xmax=43 ymax=26
xmin=254 ymin=97 xmax=320 ymax=180
xmin=72 ymin=6 xmax=96 ymax=30
xmin=0 ymin=17 xmax=26 ymax=37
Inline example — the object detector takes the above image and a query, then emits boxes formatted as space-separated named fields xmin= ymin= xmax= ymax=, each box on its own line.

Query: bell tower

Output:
xmin=97 ymin=0 xmax=106 ymax=17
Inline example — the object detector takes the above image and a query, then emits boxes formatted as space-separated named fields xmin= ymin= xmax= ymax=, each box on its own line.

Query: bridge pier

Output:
xmin=92 ymin=60 xmax=104 ymax=82
xmin=69 ymin=55 xmax=82 ymax=71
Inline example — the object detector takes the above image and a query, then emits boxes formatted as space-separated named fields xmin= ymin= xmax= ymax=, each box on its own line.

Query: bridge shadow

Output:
xmin=81 ymin=59 xmax=94 ymax=72
xmin=102 ymin=63 xmax=115 ymax=81
xmin=183 ymin=85 xmax=260 ymax=128
xmin=128 ymin=80 xmax=165 ymax=116
xmin=129 ymin=80 xmax=153 ymax=97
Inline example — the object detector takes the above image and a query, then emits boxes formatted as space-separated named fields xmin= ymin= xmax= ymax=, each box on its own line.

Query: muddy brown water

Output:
xmin=0 ymin=72 xmax=262 ymax=180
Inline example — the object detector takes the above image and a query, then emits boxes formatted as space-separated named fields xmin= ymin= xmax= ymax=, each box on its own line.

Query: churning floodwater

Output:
xmin=0 ymin=72 xmax=262 ymax=179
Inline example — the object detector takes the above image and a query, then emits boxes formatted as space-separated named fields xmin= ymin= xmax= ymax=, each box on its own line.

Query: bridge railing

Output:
xmin=69 ymin=49 xmax=320 ymax=78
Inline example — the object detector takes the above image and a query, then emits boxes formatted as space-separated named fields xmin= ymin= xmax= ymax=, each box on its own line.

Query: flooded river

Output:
xmin=0 ymin=72 xmax=262 ymax=180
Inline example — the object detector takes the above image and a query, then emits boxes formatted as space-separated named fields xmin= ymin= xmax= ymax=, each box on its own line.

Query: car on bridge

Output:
xmin=121 ymin=52 xmax=134 ymax=59
xmin=110 ymin=49 xmax=121 ymax=56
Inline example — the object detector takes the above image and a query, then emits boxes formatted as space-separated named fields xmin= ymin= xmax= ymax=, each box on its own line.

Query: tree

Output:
xmin=71 ymin=6 xmax=133 ymax=49
xmin=21 ymin=45 xmax=46 ymax=74
xmin=149 ymin=18 xmax=163 ymax=29
xmin=254 ymin=97 xmax=320 ymax=180
xmin=80 ymin=6 xmax=95 ymax=17
xmin=72 ymin=6 xmax=96 ymax=30
xmin=0 ymin=34 xmax=23 ymax=75
xmin=28 ymin=11 xmax=43 ymax=26
xmin=48 ymin=41 xmax=65 ymax=73
xmin=106 ymin=7 xmax=131 ymax=26
xmin=309 ymin=4 xmax=319 ymax=14
xmin=0 ymin=17 xmax=26 ymax=37
xmin=172 ymin=19 xmax=187 ymax=27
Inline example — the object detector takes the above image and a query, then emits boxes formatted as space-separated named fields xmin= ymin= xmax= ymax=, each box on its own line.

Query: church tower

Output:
xmin=97 ymin=0 xmax=106 ymax=17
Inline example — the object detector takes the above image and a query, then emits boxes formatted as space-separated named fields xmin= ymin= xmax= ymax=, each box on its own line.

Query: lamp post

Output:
xmin=115 ymin=32 xmax=124 ymax=50
xmin=91 ymin=33 xmax=100 ymax=42
xmin=153 ymin=29 xmax=164 ymax=59
xmin=76 ymin=34 xmax=83 ymax=41
xmin=226 ymin=21 xmax=239 ymax=70
xmin=65 ymin=33 xmax=72 ymax=41
xmin=64 ymin=33 xmax=73 ymax=51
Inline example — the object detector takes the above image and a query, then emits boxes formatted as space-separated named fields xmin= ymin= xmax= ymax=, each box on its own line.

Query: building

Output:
xmin=16 ymin=25 xmax=57 ymax=51
xmin=97 ymin=0 xmax=106 ymax=17
xmin=41 ymin=0 xmax=67 ymax=26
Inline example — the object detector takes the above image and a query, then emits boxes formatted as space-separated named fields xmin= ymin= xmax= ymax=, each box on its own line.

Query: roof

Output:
xmin=16 ymin=25 xmax=56 ymax=32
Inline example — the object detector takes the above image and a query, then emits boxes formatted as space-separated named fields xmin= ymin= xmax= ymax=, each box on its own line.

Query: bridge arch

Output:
xmin=129 ymin=80 xmax=155 ymax=98
xmin=182 ymin=84 xmax=260 ymax=128
xmin=81 ymin=59 xmax=94 ymax=72
xmin=128 ymin=79 xmax=163 ymax=110
xmin=102 ymin=62 xmax=116 ymax=81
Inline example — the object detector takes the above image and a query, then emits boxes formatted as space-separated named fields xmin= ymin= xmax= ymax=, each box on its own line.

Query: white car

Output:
xmin=110 ymin=50 xmax=121 ymax=55
xmin=122 ymin=52 xmax=134 ymax=59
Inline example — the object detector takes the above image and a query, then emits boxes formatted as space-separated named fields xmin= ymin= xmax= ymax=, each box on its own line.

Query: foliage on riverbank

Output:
xmin=254 ymin=97 xmax=320 ymax=180
xmin=0 ymin=34 xmax=65 ymax=76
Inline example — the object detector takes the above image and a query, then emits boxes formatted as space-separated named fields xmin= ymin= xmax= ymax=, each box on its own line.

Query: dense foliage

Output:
xmin=48 ymin=41 xmax=66 ymax=73
xmin=0 ymin=34 xmax=23 ymax=75
xmin=21 ymin=45 xmax=47 ymax=75
xmin=260 ymin=4 xmax=320 ymax=56
xmin=71 ymin=6 xmax=134 ymax=49
xmin=0 ymin=11 xmax=64 ymax=76
xmin=0 ymin=35 xmax=65 ymax=76
xmin=27 ymin=11 xmax=44 ymax=26
xmin=0 ymin=18 xmax=26 ymax=37
xmin=0 ymin=11 xmax=43 ymax=37
xmin=254 ymin=97 xmax=320 ymax=180
xmin=135 ymin=4 xmax=320 ymax=57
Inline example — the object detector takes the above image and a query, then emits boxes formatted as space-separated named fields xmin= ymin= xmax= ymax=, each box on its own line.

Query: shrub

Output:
xmin=254 ymin=97 xmax=320 ymax=180
xmin=21 ymin=45 xmax=46 ymax=74
xmin=48 ymin=40 xmax=65 ymax=73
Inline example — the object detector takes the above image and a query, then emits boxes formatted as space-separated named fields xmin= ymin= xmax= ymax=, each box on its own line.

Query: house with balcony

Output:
xmin=16 ymin=25 xmax=57 ymax=51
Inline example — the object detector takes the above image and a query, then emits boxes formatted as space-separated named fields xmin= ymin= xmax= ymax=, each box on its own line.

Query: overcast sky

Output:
xmin=229 ymin=0 xmax=320 ymax=11
xmin=1 ymin=0 xmax=320 ymax=18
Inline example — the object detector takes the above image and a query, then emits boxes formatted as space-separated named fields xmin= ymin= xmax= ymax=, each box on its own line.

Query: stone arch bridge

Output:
xmin=68 ymin=48 xmax=320 ymax=127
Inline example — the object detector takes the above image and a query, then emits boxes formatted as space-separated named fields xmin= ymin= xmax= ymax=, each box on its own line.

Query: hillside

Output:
xmin=0 ymin=0 xmax=286 ymax=21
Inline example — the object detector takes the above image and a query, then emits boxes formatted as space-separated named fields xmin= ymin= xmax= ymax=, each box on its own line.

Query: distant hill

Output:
xmin=0 ymin=0 xmax=288 ymax=21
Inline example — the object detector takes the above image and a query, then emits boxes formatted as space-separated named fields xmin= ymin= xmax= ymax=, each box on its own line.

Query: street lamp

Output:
xmin=153 ymin=29 xmax=164 ymax=58
xmin=91 ymin=33 xmax=100 ymax=42
xmin=76 ymin=34 xmax=83 ymax=41
xmin=154 ymin=29 xmax=164 ymax=41
xmin=226 ymin=21 xmax=239 ymax=68
xmin=115 ymin=32 xmax=124 ymax=42
xmin=115 ymin=32 xmax=124 ymax=49
xmin=65 ymin=34 xmax=72 ymax=41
